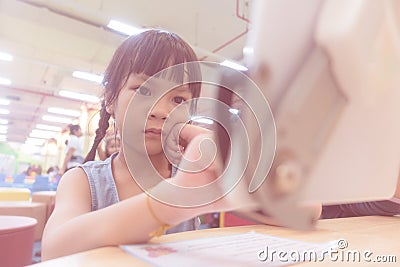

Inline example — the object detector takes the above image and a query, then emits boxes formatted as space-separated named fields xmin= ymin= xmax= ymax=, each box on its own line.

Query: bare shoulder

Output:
xmin=49 ymin=167 xmax=92 ymax=223
xmin=57 ymin=166 xmax=85 ymax=188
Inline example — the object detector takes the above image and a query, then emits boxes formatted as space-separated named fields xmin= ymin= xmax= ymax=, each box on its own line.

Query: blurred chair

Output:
xmin=31 ymin=175 xmax=51 ymax=193
xmin=0 ymin=215 xmax=37 ymax=267
xmin=219 ymin=212 xmax=258 ymax=227
xmin=11 ymin=174 xmax=30 ymax=189
xmin=0 ymin=173 xmax=9 ymax=187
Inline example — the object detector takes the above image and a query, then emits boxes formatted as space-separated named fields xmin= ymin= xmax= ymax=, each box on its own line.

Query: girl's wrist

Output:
xmin=147 ymin=180 xmax=205 ymax=226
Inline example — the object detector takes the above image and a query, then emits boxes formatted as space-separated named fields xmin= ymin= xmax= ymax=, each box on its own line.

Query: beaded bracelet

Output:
xmin=146 ymin=193 xmax=172 ymax=237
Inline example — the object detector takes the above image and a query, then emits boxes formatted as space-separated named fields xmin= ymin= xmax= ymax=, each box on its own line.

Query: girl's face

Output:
xmin=114 ymin=73 xmax=193 ymax=157
xmin=72 ymin=128 xmax=82 ymax=137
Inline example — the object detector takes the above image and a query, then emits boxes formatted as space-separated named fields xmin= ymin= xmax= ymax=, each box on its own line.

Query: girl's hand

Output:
xmin=170 ymin=123 xmax=222 ymax=185
xmin=163 ymin=123 xmax=212 ymax=167
xmin=167 ymin=123 xmax=235 ymax=213
xmin=151 ymin=123 xmax=234 ymax=226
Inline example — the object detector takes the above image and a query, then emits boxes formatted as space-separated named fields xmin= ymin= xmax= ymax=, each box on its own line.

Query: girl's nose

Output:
xmin=149 ymin=100 xmax=170 ymax=120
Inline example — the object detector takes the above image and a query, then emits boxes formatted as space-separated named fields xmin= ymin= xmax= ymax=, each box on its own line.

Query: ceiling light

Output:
xmin=242 ymin=46 xmax=254 ymax=55
xmin=191 ymin=116 xmax=214 ymax=125
xmin=59 ymin=90 xmax=100 ymax=103
xmin=107 ymin=19 xmax=145 ymax=36
xmin=0 ymin=119 xmax=8 ymax=125
xmin=30 ymin=129 xmax=57 ymax=139
xmin=0 ymin=52 xmax=13 ymax=61
xmin=36 ymin=124 xmax=62 ymax=132
xmin=25 ymin=138 xmax=45 ymax=146
xmin=42 ymin=115 xmax=73 ymax=124
xmin=220 ymin=60 xmax=248 ymax=71
xmin=0 ymin=98 xmax=10 ymax=105
xmin=229 ymin=108 xmax=240 ymax=115
xmin=0 ymin=108 xmax=10 ymax=115
xmin=48 ymin=107 xmax=81 ymax=117
xmin=72 ymin=71 xmax=103 ymax=84
xmin=0 ymin=77 xmax=11 ymax=86
xmin=0 ymin=134 xmax=7 ymax=141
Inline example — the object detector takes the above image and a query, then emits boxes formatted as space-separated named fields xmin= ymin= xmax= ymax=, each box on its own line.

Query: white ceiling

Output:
xmin=0 ymin=0 xmax=252 ymax=144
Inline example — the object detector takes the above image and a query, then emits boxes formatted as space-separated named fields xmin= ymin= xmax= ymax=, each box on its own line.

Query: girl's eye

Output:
xmin=173 ymin=96 xmax=186 ymax=104
xmin=136 ymin=86 xmax=151 ymax=96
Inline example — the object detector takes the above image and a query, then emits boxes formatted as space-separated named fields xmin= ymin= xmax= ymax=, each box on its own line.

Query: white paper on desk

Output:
xmin=121 ymin=232 xmax=338 ymax=267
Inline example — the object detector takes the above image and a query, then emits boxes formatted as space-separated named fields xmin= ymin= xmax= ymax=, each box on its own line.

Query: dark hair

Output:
xmin=84 ymin=29 xmax=201 ymax=162
xmin=68 ymin=124 xmax=81 ymax=135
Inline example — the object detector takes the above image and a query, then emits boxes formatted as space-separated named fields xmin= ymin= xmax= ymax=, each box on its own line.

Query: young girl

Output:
xmin=41 ymin=29 xmax=232 ymax=260
xmin=60 ymin=124 xmax=84 ymax=175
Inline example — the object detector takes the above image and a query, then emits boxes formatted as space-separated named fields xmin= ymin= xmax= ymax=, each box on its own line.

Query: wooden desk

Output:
xmin=33 ymin=216 xmax=400 ymax=266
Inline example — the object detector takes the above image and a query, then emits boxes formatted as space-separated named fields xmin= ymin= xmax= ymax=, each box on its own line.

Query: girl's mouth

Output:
xmin=145 ymin=128 xmax=162 ymax=137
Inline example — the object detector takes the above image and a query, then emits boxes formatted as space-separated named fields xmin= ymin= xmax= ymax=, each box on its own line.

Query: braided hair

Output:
xmin=83 ymin=101 xmax=111 ymax=162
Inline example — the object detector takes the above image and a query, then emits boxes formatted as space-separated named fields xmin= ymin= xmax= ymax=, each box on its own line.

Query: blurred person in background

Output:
xmin=60 ymin=124 xmax=84 ymax=175
xmin=97 ymin=130 xmax=121 ymax=160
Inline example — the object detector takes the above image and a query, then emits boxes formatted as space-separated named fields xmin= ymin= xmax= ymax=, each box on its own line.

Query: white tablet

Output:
xmin=218 ymin=0 xmax=400 ymax=229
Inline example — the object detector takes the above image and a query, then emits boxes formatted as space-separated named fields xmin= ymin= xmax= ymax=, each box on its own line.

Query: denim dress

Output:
xmin=80 ymin=153 xmax=199 ymax=234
